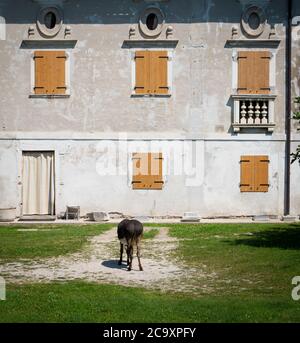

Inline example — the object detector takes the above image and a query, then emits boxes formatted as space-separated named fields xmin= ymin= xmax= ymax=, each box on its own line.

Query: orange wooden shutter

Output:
xmin=34 ymin=51 xmax=66 ymax=95
xmin=150 ymin=51 xmax=168 ymax=95
xmin=132 ymin=153 xmax=163 ymax=190
xmin=237 ymin=52 xmax=250 ymax=94
xmin=53 ymin=51 xmax=67 ymax=94
xmin=135 ymin=51 xmax=149 ymax=94
xmin=34 ymin=51 xmax=47 ymax=94
xmin=240 ymin=156 xmax=255 ymax=192
xmin=150 ymin=153 xmax=163 ymax=189
xmin=256 ymin=52 xmax=270 ymax=94
xmin=132 ymin=153 xmax=148 ymax=189
xmin=254 ymin=155 xmax=269 ymax=192
xmin=238 ymin=51 xmax=270 ymax=94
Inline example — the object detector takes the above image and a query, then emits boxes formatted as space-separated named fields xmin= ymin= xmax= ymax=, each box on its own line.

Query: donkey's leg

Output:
xmin=126 ymin=245 xmax=131 ymax=269
xmin=127 ymin=245 xmax=133 ymax=271
xmin=136 ymin=242 xmax=143 ymax=271
xmin=126 ymin=245 xmax=130 ymax=266
xmin=118 ymin=243 xmax=123 ymax=265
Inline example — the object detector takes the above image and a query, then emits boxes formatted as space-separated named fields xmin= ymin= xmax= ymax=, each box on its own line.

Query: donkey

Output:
xmin=117 ymin=219 xmax=143 ymax=271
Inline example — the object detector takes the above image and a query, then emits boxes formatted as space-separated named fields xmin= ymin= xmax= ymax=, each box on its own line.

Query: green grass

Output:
xmin=0 ymin=224 xmax=113 ymax=261
xmin=167 ymin=223 xmax=300 ymax=297
xmin=143 ymin=228 xmax=159 ymax=239
xmin=0 ymin=282 xmax=299 ymax=323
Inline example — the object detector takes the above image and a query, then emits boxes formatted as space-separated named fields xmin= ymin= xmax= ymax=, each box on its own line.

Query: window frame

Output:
xmin=130 ymin=152 xmax=165 ymax=190
xmin=240 ymin=155 xmax=270 ymax=193
xmin=30 ymin=49 xmax=71 ymax=98
xmin=131 ymin=49 xmax=173 ymax=97
xmin=232 ymin=48 xmax=276 ymax=95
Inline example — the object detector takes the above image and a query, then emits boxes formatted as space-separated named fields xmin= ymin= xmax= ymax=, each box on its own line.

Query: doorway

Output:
xmin=22 ymin=151 xmax=55 ymax=216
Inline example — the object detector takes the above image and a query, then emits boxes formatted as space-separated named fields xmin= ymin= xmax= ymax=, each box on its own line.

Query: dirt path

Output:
xmin=0 ymin=227 xmax=216 ymax=293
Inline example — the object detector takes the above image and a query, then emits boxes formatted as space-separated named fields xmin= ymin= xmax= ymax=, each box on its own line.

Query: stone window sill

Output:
xmin=29 ymin=94 xmax=71 ymax=99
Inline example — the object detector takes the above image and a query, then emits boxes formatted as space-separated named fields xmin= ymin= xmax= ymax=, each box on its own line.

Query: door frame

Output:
xmin=20 ymin=150 xmax=56 ymax=217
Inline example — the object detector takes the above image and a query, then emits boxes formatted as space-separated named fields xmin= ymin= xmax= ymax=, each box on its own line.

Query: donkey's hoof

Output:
xmin=139 ymin=267 xmax=143 ymax=271
xmin=127 ymin=267 xmax=132 ymax=271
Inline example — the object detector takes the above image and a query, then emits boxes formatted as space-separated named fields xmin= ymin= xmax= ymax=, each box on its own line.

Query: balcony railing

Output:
xmin=232 ymin=95 xmax=276 ymax=132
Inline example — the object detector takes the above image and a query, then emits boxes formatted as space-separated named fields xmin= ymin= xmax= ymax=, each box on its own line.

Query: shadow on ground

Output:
xmin=227 ymin=224 xmax=300 ymax=250
xmin=101 ymin=259 xmax=127 ymax=270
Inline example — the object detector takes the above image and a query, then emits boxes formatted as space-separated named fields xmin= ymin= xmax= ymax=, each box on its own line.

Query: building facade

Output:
xmin=0 ymin=0 xmax=299 ymax=219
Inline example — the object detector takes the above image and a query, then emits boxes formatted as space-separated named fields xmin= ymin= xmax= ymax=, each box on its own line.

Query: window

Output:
xmin=134 ymin=50 xmax=169 ymax=95
xmin=232 ymin=50 xmax=276 ymax=132
xmin=36 ymin=6 xmax=63 ymax=37
xmin=139 ymin=7 xmax=165 ymax=37
xmin=240 ymin=155 xmax=269 ymax=192
xmin=241 ymin=5 xmax=266 ymax=37
xmin=237 ymin=51 xmax=271 ymax=94
xmin=33 ymin=51 xmax=67 ymax=95
xmin=132 ymin=153 xmax=164 ymax=190
xmin=146 ymin=13 xmax=159 ymax=31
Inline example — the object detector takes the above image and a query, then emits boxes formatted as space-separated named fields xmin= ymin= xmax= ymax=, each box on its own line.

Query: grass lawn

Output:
xmin=0 ymin=282 xmax=299 ymax=323
xmin=167 ymin=223 xmax=300 ymax=298
xmin=0 ymin=224 xmax=113 ymax=261
xmin=0 ymin=222 xmax=300 ymax=322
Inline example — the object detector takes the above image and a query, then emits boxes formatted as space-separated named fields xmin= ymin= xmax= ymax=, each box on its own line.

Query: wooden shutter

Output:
xmin=240 ymin=155 xmax=269 ymax=192
xmin=254 ymin=155 xmax=269 ymax=192
xmin=240 ymin=156 xmax=255 ymax=192
xmin=34 ymin=51 xmax=48 ymax=94
xmin=150 ymin=51 xmax=168 ymax=95
xmin=150 ymin=153 xmax=164 ymax=189
xmin=238 ymin=51 xmax=270 ymax=94
xmin=53 ymin=51 xmax=67 ymax=94
xmin=135 ymin=51 xmax=168 ymax=95
xmin=256 ymin=52 xmax=270 ymax=94
xmin=135 ymin=51 xmax=149 ymax=94
xmin=132 ymin=153 xmax=163 ymax=190
xmin=34 ymin=51 xmax=66 ymax=95
xmin=237 ymin=52 xmax=250 ymax=94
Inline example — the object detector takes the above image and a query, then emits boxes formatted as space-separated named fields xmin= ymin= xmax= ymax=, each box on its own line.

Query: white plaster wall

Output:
xmin=0 ymin=138 xmax=288 ymax=217
xmin=0 ymin=140 xmax=18 ymax=209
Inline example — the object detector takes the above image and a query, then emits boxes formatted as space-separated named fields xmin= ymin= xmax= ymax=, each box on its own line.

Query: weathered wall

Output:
xmin=0 ymin=137 xmax=285 ymax=217
xmin=0 ymin=0 xmax=288 ymax=134
xmin=0 ymin=0 xmax=299 ymax=217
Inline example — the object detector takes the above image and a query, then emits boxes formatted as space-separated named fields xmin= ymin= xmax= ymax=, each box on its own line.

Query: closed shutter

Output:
xmin=240 ymin=155 xmax=270 ymax=192
xmin=150 ymin=51 xmax=168 ymax=95
xmin=240 ymin=156 xmax=255 ymax=192
xmin=238 ymin=51 xmax=270 ymax=94
xmin=34 ymin=51 xmax=66 ymax=95
xmin=34 ymin=51 xmax=48 ymax=94
xmin=132 ymin=153 xmax=149 ymax=189
xmin=237 ymin=52 xmax=250 ymax=94
xmin=54 ymin=51 xmax=67 ymax=94
xmin=256 ymin=52 xmax=271 ymax=94
xmin=135 ymin=50 xmax=168 ymax=95
xmin=132 ymin=153 xmax=164 ymax=190
xmin=254 ymin=155 xmax=269 ymax=192
xmin=150 ymin=153 xmax=164 ymax=189
xmin=135 ymin=51 xmax=149 ymax=94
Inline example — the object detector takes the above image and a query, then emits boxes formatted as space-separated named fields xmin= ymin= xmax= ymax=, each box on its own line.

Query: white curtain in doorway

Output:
xmin=22 ymin=152 xmax=55 ymax=215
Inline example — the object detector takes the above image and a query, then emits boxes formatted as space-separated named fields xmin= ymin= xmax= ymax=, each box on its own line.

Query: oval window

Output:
xmin=44 ymin=11 xmax=57 ymax=29
xmin=248 ymin=12 xmax=260 ymax=30
xmin=146 ymin=13 xmax=158 ymax=31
